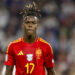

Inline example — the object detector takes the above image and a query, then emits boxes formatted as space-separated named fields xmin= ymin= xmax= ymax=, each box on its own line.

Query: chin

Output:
xmin=27 ymin=32 xmax=34 ymax=35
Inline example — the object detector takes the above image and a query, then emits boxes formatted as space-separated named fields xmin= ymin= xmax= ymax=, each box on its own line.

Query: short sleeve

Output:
xmin=44 ymin=44 xmax=55 ymax=68
xmin=5 ymin=43 xmax=15 ymax=66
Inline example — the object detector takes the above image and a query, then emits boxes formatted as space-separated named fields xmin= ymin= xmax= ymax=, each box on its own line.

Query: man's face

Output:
xmin=23 ymin=16 xmax=38 ymax=35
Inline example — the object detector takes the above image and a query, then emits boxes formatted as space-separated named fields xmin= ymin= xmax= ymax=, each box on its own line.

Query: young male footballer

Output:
xmin=5 ymin=2 xmax=56 ymax=75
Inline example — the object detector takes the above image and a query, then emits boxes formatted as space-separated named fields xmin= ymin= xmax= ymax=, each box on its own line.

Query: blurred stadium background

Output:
xmin=0 ymin=0 xmax=75 ymax=75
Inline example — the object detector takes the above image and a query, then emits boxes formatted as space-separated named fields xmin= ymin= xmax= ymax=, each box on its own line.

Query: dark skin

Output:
xmin=23 ymin=16 xmax=38 ymax=43
xmin=5 ymin=16 xmax=56 ymax=75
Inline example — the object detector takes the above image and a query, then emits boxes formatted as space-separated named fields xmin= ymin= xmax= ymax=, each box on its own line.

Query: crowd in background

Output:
xmin=0 ymin=0 xmax=75 ymax=75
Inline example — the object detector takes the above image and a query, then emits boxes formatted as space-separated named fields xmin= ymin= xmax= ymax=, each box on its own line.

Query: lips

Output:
xmin=27 ymin=29 xmax=34 ymax=31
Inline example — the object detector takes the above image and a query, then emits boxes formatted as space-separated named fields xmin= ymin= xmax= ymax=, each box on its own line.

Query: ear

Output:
xmin=37 ymin=24 xmax=38 ymax=28
xmin=36 ymin=24 xmax=38 ymax=30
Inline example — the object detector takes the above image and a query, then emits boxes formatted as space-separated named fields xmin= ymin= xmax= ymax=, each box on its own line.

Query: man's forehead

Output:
xmin=25 ymin=16 xmax=38 ymax=21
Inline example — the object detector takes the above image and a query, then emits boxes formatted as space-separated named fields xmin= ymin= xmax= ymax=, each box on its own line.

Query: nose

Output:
xmin=28 ymin=23 xmax=33 ymax=27
xmin=28 ymin=25 xmax=33 ymax=28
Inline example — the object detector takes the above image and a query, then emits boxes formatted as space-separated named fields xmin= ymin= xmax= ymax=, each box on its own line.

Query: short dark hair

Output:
xmin=21 ymin=1 xmax=41 ymax=19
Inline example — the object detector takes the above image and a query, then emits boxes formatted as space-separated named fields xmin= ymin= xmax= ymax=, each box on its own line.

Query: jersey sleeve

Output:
xmin=5 ymin=43 xmax=15 ymax=66
xmin=44 ymin=44 xmax=55 ymax=68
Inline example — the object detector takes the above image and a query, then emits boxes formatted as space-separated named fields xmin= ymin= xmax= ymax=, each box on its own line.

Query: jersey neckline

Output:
xmin=21 ymin=36 xmax=40 ymax=45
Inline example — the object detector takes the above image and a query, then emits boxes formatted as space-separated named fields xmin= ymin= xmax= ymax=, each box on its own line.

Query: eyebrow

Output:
xmin=25 ymin=20 xmax=38 ymax=23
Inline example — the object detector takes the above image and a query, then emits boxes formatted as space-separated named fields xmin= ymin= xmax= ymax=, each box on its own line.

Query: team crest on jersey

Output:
xmin=36 ymin=48 xmax=42 ymax=59
xmin=26 ymin=54 xmax=33 ymax=61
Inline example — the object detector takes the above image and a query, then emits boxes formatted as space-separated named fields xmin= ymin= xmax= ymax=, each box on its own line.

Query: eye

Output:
xmin=32 ymin=22 xmax=37 ymax=24
xmin=25 ymin=21 xmax=30 ymax=24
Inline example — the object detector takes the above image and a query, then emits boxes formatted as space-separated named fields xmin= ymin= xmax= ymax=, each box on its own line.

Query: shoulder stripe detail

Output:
xmin=51 ymin=47 xmax=53 ymax=54
xmin=39 ymin=38 xmax=53 ymax=54
xmin=6 ymin=47 xmax=9 ymax=53
xmin=39 ymin=38 xmax=50 ymax=45
xmin=6 ymin=42 xmax=11 ymax=53
xmin=12 ymin=38 xmax=22 ymax=44
xmin=6 ymin=37 xmax=22 ymax=54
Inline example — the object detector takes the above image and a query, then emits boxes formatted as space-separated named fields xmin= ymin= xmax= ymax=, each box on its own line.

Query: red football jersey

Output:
xmin=5 ymin=37 xmax=54 ymax=75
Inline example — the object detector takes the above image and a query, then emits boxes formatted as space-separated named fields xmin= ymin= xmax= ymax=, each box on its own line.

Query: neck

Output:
xmin=23 ymin=34 xmax=38 ymax=43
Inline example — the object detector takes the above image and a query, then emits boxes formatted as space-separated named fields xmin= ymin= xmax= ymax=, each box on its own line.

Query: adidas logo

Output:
xmin=17 ymin=51 xmax=24 ymax=55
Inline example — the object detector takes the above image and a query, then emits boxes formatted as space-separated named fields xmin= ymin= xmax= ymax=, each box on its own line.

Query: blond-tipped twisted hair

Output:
xmin=21 ymin=1 xmax=41 ymax=19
